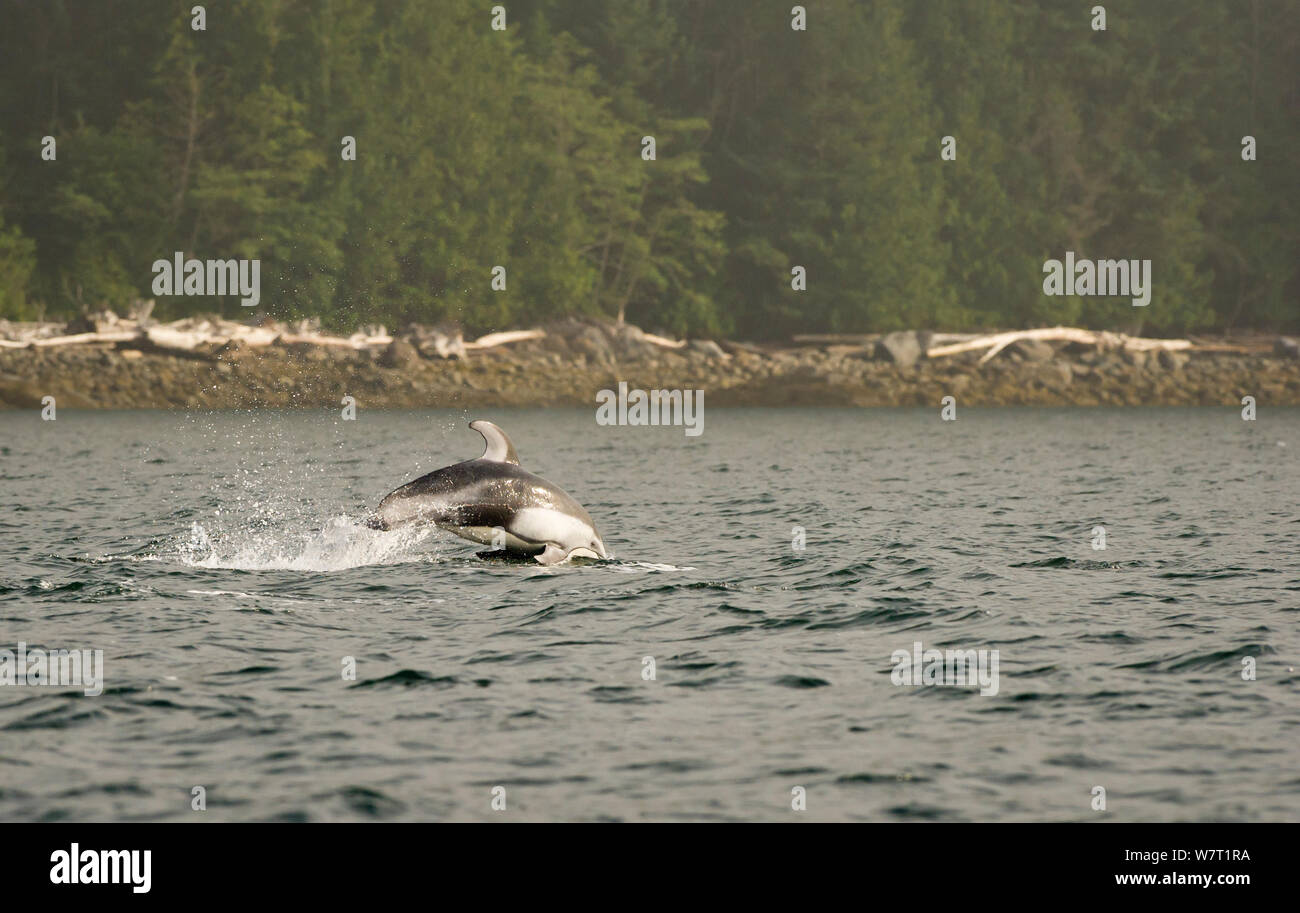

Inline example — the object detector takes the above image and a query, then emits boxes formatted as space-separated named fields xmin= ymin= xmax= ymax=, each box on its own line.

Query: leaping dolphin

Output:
xmin=365 ymin=420 xmax=608 ymax=565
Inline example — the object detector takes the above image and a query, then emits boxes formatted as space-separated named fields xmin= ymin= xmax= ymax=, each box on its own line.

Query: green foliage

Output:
xmin=0 ymin=0 xmax=1295 ymax=336
xmin=0 ymin=214 xmax=36 ymax=319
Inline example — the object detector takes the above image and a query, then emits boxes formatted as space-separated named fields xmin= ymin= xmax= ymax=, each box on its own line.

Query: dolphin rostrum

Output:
xmin=365 ymin=420 xmax=608 ymax=565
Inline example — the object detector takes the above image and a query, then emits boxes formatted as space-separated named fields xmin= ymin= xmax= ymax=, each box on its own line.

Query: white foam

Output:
xmin=612 ymin=560 xmax=696 ymax=573
xmin=178 ymin=516 xmax=434 ymax=572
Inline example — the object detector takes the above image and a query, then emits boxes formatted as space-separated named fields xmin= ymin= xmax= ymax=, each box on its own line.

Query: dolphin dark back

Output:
xmin=383 ymin=459 xmax=594 ymax=526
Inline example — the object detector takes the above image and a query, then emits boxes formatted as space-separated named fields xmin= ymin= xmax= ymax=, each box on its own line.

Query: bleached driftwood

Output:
xmin=1121 ymin=336 xmax=1195 ymax=352
xmin=142 ymin=326 xmax=215 ymax=350
xmin=1182 ymin=342 xmax=1257 ymax=354
xmin=142 ymin=322 xmax=391 ymax=352
xmin=641 ymin=331 xmax=687 ymax=349
xmin=460 ymin=325 xmax=687 ymax=352
xmin=140 ymin=324 xmax=277 ymax=352
xmin=30 ymin=331 xmax=141 ymax=348
xmin=464 ymin=329 xmax=546 ymax=350
xmin=926 ymin=327 xmax=1193 ymax=364
xmin=793 ymin=332 xmax=981 ymax=347
xmin=0 ymin=318 xmax=395 ymax=355
xmin=222 ymin=325 xmax=282 ymax=347
xmin=279 ymin=332 xmax=393 ymax=348
xmin=793 ymin=334 xmax=877 ymax=345
xmin=348 ymin=331 xmax=394 ymax=347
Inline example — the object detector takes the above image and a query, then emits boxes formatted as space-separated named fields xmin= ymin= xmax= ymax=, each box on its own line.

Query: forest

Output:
xmin=0 ymin=0 xmax=1296 ymax=339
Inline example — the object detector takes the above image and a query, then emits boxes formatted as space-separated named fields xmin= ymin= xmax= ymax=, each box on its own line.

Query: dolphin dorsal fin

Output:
xmin=469 ymin=420 xmax=520 ymax=465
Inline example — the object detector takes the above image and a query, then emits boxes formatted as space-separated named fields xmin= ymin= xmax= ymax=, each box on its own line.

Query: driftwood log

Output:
xmin=463 ymin=329 xmax=546 ymax=350
xmin=461 ymin=327 xmax=686 ymax=350
xmin=0 ymin=321 xmax=695 ymax=354
xmin=3 ymin=317 xmax=1261 ymax=364
xmin=0 ymin=321 xmax=395 ymax=353
xmin=926 ymin=327 xmax=1194 ymax=364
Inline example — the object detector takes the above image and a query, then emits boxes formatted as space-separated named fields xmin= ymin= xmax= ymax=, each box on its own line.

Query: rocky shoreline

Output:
xmin=1 ymin=315 xmax=1298 ymax=409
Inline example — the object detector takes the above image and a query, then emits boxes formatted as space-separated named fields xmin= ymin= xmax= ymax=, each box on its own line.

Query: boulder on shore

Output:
xmin=1009 ymin=338 xmax=1055 ymax=362
xmin=1157 ymin=349 xmax=1189 ymax=371
xmin=688 ymin=339 xmax=728 ymax=359
xmin=379 ymin=339 xmax=419 ymax=368
xmin=569 ymin=326 xmax=614 ymax=364
xmin=610 ymin=323 xmax=658 ymax=359
xmin=874 ymin=331 xmax=924 ymax=367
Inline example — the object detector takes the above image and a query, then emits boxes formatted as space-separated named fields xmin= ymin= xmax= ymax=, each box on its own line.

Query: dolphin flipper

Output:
xmin=534 ymin=542 xmax=606 ymax=565
xmin=469 ymin=420 xmax=520 ymax=465
xmin=535 ymin=543 xmax=573 ymax=565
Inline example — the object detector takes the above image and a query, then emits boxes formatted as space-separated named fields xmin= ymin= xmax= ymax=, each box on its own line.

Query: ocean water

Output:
xmin=1 ymin=407 xmax=1297 ymax=822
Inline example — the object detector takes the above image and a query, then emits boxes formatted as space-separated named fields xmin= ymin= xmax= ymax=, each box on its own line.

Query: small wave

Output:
xmin=351 ymin=670 xmax=459 ymax=689
xmin=186 ymin=589 xmax=303 ymax=604
xmin=774 ymin=675 xmax=831 ymax=688
xmin=1012 ymin=556 xmax=1143 ymax=570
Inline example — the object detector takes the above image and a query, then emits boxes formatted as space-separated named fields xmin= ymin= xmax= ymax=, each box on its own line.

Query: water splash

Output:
xmin=178 ymin=516 xmax=434 ymax=572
